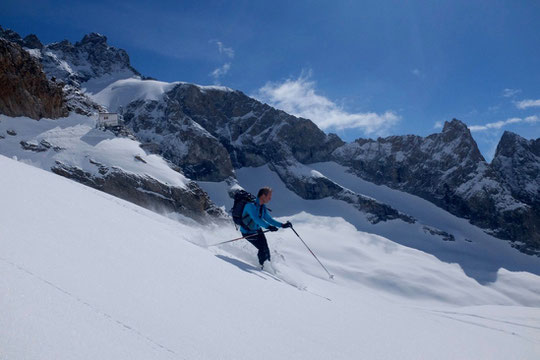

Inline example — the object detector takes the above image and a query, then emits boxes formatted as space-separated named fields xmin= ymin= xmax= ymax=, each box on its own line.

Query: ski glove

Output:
xmin=268 ymin=225 xmax=279 ymax=232
xmin=282 ymin=221 xmax=292 ymax=228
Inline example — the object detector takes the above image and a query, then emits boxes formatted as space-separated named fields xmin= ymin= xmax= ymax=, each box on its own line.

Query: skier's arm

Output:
xmin=244 ymin=203 xmax=272 ymax=228
xmin=263 ymin=211 xmax=283 ymax=228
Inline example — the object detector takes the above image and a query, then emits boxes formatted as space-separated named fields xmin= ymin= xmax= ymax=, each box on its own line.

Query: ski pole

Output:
xmin=290 ymin=226 xmax=334 ymax=280
xmin=208 ymin=230 xmax=271 ymax=247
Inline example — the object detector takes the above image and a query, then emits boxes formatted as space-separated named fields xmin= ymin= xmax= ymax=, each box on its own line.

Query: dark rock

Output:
xmin=335 ymin=189 xmax=416 ymax=224
xmin=123 ymin=83 xmax=344 ymax=182
xmin=23 ymin=34 xmax=43 ymax=49
xmin=40 ymin=32 xmax=141 ymax=88
xmin=51 ymin=161 xmax=226 ymax=222
xmin=491 ymin=131 xmax=540 ymax=206
xmin=20 ymin=140 xmax=48 ymax=152
xmin=123 ymin=96 xmax=235 ymax=182
xmin=423 ymin=226 xmax=455 ymax=241
xmin=270 ymin=159 xmax=415 ymax=224
xmin=0 ymin=26 xmax=23 ymax=45
xmin=0 ymin=38 xmax=68 ymax=119
xmin=333 ymin=119 xmax=539 ymax=253
xmin=269 ymin=161 xmax=342 ymax=200
xmin=134 ymin=155 xmax=147 ymax=163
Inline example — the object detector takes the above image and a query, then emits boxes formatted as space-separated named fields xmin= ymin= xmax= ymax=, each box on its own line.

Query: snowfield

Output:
xmin=0 ymin=113 xmax=189 ymax=188
xmin=1 ymin=155 xmax=540 ymax=359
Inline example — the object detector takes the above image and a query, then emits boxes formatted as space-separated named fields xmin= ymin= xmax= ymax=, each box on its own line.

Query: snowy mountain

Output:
xmin=2 ymin=155 xmax=540 ymax=359
xmin=1 ymin=24 xmax=540 ymax=360
xmin=2 ymin=25 xmax=540 ymax=254
xmin=0 ymin=112 xmax=224 ymax=221
xmin=0 ymin=27 xmax=228 ymax=221
xmin=1 ymin=25 xmax=539 ymax=253
xmin=492 ymin=131 xmax=540 ymax=208
xmin=333 ymin=120 xmax=539 ymax=254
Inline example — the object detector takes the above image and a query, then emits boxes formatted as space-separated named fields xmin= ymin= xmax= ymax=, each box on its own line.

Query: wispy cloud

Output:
xmin=212 ymin=40 xmax=234 ymax=59
xmin=209 ymin=40 xmax=234 ymax=84
xmin=516 ymin=99 xmax=540 ymax=109
xmin=502 ymin=88 xmax=521 ymax=98
xmin=433 ymin=121 xmax=443 ymax=129
xmin=210 ymin=63 xmax=231 ymax=83
xmin=255 ymin=72 xmax=400 ymax=135
xmin=468 ymin=115 xmax=539 ymax=132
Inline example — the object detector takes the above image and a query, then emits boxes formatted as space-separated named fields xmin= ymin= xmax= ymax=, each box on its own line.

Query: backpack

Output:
xmin=231 ymin=190 xmax=256 ymax=229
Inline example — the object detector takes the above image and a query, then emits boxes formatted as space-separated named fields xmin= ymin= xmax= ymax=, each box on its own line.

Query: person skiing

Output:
xmin=240 ymin=186 xmax=292 ymax=271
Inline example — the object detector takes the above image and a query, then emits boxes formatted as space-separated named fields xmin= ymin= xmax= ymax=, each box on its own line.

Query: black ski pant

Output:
xmin=245 ymin=230 xmax=270 ymax=266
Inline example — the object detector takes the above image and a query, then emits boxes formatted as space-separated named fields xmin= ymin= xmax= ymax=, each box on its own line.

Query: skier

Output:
xmin=240 ymin=187 xmax=292 ymax=271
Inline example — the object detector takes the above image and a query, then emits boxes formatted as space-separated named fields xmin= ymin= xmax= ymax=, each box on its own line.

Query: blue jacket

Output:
xmin=240 ymin=198 xmax=282 ymax=234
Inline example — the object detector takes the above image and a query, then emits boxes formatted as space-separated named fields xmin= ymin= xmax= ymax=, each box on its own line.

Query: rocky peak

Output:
xmin=22 ymin=34 xmax=43 ymax=49
xmin=495 ymin=131 xmax=528 ymax=158
xmin=0 ymin=25 xmax=23 ymax=44
xmin=442 ymin=118 xmax=469 ymax=133
xmin=492 ymin=131 xmax=540 ymax=208
xmin=437 ymin=118 xmax=485 ymax=162
xmin=34 ymin=32 xmax=141 ymax=91
xmin=331 ymin=118 xmax=540 ymax=253
xmin=0 ymin=26 xmax=42 ymax=49
xmin=77 ymin=32 xmax=108 ymax=46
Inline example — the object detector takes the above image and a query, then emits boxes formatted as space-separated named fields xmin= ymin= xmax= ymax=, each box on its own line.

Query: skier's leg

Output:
xmin=257 ymin=232 xmax=271 ymax=265
xmin=247 ymin=231 xmax=271 ymax=266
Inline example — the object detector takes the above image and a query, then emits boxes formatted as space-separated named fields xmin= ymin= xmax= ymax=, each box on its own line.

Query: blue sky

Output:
xmin=2 ymin=0 xmax=540 ymax=160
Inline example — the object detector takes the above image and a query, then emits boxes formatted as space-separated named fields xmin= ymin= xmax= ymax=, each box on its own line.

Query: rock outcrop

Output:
xmin=51 ymin=161 xmax=225 ymax=222
xmin=491 ymin=131 xmax=540 ymax=207
xmin=490 ymin=131 xmax=540 ymax=253
xmin=34 ymin=32 xmax=141 ymax=88
xmin=123 ymin=83 xmax=344 ymax=182
xmin=333 ymin=119 xmax=539 ymax=254
xmin=0 ymin=38 xmax=67 ymax=119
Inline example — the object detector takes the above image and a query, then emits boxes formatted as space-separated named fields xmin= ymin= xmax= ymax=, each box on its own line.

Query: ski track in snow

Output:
xmin=428 ymin=310 xmax=540 ymax=344
xmin=0 ymin=256 xmax=181 ymax=359
xmin=212 ymin=252 xmax=331 ymax=301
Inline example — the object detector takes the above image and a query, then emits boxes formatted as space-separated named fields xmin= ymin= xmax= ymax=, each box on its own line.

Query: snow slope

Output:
xmin=89 ymin=77 xmax=235 ymax=112
xmin=2 ymin=155 xmax=540 ymax=359
xmin=0 ymin=113 xmax=188 ymax=188
xmin=220 ymin=164 xmax=540 ymax=284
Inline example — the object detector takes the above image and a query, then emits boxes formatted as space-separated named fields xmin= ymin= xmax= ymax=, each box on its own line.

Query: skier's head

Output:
xmin=257 ymin=186 xmax=273 ymax=205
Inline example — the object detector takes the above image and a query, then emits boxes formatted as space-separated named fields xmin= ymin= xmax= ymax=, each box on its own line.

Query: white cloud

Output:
xmin=468 ymin=116 xmax=539 ymax=132
xmin=255 ymin=73 xmax=400 ymax=135
xmin=210 ymin=63 xmax=231 ymax=84
xmin=516 ymin=99 xmax=540 ymax=109
xmin=525 ymin=115 xmax=539 ymax=123
xmin=209 ymin=40 xmax=234 ymax=84
xmin=215 ymin=41 xmax=234 ymax=59
xmin=502 ymin=88 xmax=521 ymax=98
xmin=433 ymin=121 xmax=443 ymax=129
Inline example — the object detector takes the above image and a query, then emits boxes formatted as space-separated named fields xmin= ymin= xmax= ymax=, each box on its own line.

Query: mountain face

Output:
xmin=121 ymin=84 xmax=413 ymax=224
xmin=332 ymin=120 xmax=539 ymax=254
xmin=123 ymin=83 xmax=344 ymax=181
xmin=0 ymin=38 xmax=67 ymax=119
xmin=31 ymin=32 xmax=140 ymax=88
xmin=0 ymin=27 xmax=129 ymax=116
xmin=51 ymin=160 xmax=224 ymax=222
xmin=0 ymin=27 xmax=223 ymax=222
xmin=492 ymin=131 xmax=540 ymax=207
xmin=1 ymin=25 xmax=538 ymax=254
